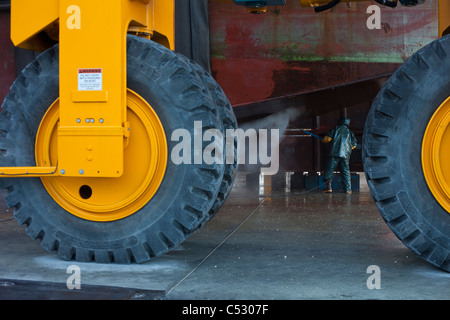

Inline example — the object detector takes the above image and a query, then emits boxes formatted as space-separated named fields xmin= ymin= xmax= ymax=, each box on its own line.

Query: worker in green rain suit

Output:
xmin=322 ymin=118 xmax=357 ymax=194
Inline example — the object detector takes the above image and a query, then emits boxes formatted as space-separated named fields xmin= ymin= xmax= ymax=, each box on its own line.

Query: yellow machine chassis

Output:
xmin=0 ymin=0 xmax=174 ymax=179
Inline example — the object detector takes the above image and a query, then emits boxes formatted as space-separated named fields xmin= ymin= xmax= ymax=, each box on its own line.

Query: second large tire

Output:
xmin=363 ymin=35 xmax=450 ymax=271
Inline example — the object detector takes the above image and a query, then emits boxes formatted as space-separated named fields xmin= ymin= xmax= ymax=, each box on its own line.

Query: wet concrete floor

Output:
xmin=0 ymin=172 xmax=448 ymax=300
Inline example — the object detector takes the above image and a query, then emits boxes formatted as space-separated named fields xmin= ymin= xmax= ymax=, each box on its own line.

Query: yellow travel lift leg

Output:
xmin=0 ymin=0 xmax=238 ymax=263
xmin=3 ymin=0 xmax=174 ymax=178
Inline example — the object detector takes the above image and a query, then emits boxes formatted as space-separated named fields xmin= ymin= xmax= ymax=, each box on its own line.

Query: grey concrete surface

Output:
xmin=0 ymin=173 xmax=448 ymax=300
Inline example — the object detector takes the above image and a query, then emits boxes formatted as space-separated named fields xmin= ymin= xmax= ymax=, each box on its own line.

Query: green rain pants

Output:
xmin=323 ymin=156 xmax=351 ymax=192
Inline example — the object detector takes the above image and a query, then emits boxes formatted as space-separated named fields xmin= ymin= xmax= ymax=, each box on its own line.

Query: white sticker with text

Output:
xmin=78 ymin=68 xmax=102 ymax=91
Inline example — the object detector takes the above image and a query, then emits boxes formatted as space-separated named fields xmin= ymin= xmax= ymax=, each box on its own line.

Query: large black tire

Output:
xmin=0 ymin=35 xmax=236 ymax=263
xmin=190 ymin=61 xmax=238 ymax=221
xmin=363 ymin=35 xmax=450 ymax=271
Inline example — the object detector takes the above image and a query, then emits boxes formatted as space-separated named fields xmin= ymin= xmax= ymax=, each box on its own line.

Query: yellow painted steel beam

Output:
xmin=0 ymin=167 xmax=58 ymax=177
xmin=439 ymin=0 xmax=450 ymax=37
xmin=5 ymin=0 xmax=175 ymax=178
xmin=11 ymin=0 xmax=174 ymax=51
xmin=152 ymin=0 xmax=175 ymax=50
xmin=57 ymin=0 xmax=128 ymax=178
xmin=10 ymin=0 xmax=59 ymax=51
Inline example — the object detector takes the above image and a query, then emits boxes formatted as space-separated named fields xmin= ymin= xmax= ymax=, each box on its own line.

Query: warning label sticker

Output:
xmin=78 ymin=68 xmax=102 ymax=91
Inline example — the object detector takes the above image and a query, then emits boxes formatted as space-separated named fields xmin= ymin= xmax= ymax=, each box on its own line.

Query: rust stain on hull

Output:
xmin=209 ymin=1 xmax=438 ymax=106
xmin=213 ymin=58 xmax=401 ymax=106
xmin=0 ymin=12 xmax=15 ymax=105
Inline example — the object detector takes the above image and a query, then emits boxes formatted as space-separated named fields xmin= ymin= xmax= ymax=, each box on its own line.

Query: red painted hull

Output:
xmin=0 ymin=11 xmax=15 ymax=105
xmin=209 ymin=1 xmax=438 ymax=106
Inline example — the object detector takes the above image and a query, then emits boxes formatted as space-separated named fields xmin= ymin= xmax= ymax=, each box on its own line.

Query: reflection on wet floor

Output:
xmin=162 ymin=171 xmax=449 ymax=300
xmin=235 ymin=170 xmax=369 ymax=199
xmin=0 ymin=171 xmax=448 ymax=300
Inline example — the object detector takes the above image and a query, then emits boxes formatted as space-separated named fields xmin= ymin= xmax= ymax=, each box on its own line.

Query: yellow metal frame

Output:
xmin=3 ymin=0 xmax=174 ymax=178
xmin=439 ymin=0 xmax=450 ymax=37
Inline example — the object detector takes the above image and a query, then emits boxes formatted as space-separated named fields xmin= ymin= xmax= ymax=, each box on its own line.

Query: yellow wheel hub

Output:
xmin=35 ymin=89 xmax=167 ymax=222
xmin=422 ymin=96 xmax=450 ymax=214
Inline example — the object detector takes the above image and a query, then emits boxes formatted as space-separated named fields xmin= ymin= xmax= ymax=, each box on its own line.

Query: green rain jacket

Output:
xmin=325 ymin=124 xmax=357 ymax=160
